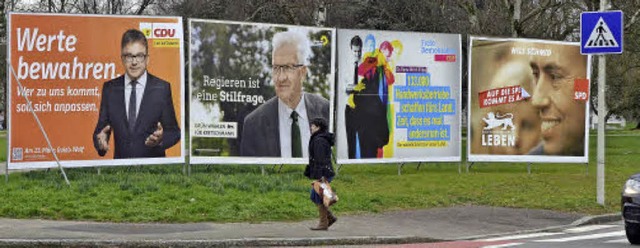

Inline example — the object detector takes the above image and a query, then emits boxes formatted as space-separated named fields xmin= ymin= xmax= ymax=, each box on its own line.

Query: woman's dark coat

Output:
xmin=306 ymin=130 xmax=335 ymax=180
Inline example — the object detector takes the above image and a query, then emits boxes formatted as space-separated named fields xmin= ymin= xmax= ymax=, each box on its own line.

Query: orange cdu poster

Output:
xmin=7 ymin=13 xmax=185 ymax=169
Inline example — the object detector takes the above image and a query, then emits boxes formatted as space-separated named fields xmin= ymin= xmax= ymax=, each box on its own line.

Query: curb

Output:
xmin=0 ymin=213 xmax=621 ymax=247
xmin=569 ymin=212 xmax=622 ymax=226
xmin=455 ymin=212 xmax=622 ymax=241
xmin=0 ymin=236 xmax=444 ymax=248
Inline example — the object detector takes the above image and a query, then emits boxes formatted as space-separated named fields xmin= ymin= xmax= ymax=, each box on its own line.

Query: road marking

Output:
xmin=481 ymin=243 xmax=523 ymax=248
xmin=604 ymin=238 xmax=629 ymax=243
xmin=589 ymin=134 xmax=640 ymax=136
xmin=563 ymin=224 xmax=616 ymax=233
xmin=482 ymin=232 xmax=563 ymax=241
xmin=534 ymin=230 xmax=625 ymax=242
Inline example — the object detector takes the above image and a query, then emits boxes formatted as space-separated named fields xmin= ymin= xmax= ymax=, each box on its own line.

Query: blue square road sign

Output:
xmin=581 ymin=11 xmax=623 ymax=54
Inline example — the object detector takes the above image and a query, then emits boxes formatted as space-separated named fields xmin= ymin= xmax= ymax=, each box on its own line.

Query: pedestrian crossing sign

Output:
xmin=581 ymin=11 xmax=623 ymax=54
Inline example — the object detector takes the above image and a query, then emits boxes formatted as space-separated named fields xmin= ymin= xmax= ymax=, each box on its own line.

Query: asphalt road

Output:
xmin=320 ymin=221 xmax=631 ymax=248
xmin=475 ymin=221 xmax=630 ymax=248
xmin=362 ymin=221 xmax=631 ymax=248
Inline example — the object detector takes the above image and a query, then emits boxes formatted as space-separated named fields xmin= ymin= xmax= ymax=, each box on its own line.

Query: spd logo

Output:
xmin=574 ymin=78 xmax=589 ymax=102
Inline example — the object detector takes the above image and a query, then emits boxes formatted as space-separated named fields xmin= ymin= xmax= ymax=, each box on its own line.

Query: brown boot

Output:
xmin=327 ymin=209 xmax=337 ymax=227
xmin=310 ymin=204 xmax=328 ymax=230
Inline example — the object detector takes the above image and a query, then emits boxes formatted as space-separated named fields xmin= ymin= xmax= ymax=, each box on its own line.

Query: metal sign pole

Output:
xmin=185 ymin=146 xmax=191 ymax=177
xmin=596 ymin=54 xmax=606 ymax=206
xmin=596 ymin=0 xmax=608 ymax=206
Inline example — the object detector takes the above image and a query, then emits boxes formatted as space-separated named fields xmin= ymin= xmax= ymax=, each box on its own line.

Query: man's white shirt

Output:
xmin=124 ymin=71 xmax=147 ymax=121
xmin=278 ymin=94 xmax=311 ymax=158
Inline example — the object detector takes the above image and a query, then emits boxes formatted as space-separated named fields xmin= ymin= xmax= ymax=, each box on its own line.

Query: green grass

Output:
xmin=0 ymin=130 xmax=639 ymax=223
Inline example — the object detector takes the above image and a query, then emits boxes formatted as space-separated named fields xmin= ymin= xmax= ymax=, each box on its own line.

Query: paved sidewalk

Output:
xmin=0 ymin=206 xmax=620 ymax=247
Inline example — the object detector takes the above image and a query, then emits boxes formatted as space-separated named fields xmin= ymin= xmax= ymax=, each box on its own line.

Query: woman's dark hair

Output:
xmin=310 ymin=117 xmax=328 ymax=133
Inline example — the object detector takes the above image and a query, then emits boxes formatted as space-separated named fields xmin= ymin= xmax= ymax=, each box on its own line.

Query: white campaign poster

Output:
xmin=189 ymin=19 xmax=335 ymax=164
xmin=336 ymin=29 xmax=462 ymax=164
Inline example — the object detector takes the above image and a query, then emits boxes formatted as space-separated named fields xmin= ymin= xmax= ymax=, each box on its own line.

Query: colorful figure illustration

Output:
xmin=345 ymin=34 xmax=402 ymax=159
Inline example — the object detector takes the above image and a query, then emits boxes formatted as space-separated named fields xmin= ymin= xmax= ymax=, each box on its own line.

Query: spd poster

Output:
xmin=7 ymin=13 xmax=185 ymax=169
xmin=468 ymin=37 xmax=590 ymax=163
xmin=335 ymin=29 xmax=462 ymax=163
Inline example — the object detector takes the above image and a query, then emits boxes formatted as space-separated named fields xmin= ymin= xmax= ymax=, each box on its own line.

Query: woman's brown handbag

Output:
xmin=312 ymin=177 xmax=339 ymax=207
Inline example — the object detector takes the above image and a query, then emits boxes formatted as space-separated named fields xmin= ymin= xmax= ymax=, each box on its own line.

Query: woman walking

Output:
xmin=305 ymin=117 xmax=337 ymax=230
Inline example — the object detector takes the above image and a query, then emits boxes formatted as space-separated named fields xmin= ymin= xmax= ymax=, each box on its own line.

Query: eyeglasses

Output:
xmin=122 ymin=53 xmax=148 ymax=63
xmin=272 ymin=64 xmax=304 ymax=74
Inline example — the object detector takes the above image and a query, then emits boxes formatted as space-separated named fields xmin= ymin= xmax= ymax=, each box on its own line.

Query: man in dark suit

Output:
xmin=240 ymin=31 xmax=329 ymax=157
xmin=345 ymin=34 xmax=389 ymax=159
xmin=93 ymin=29 xmax=180 ymax=159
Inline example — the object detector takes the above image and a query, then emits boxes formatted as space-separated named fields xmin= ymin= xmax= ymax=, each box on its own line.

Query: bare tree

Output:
xmin=599 ymin=0 xmax=640 ymax=127
xmin=20 ymin=0 xmax=160 ymax=15
xmin=457 ymin=0 xmax=584 ymax=40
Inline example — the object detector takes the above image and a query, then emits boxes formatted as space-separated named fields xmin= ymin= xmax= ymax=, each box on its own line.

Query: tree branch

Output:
xmin=457 ymin=0 xmax=479 ymax=32
xmin=520 ymin=0 xmax=563 ymax=24
xmin=245 ymin=2 xmax=272 ymax=22
xmin=135 ymin=0 xmax=153 ymax=15
xmin=625 ymin=8 xmax=640 ymax=30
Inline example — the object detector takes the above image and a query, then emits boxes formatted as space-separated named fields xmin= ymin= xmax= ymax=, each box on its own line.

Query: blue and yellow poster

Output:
xmin=335 ymin=29 xmax=461 ymax=163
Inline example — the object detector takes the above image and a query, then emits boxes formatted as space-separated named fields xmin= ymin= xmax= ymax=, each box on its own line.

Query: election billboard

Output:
xmin=189 ymin=19 xmax=335 ymax=164
xmin=7 ymin=13 xmax=185 ymax=169
xmin=335 ymin=29 xmax=462 ymax=163
xmin=468 ymin=37 xmax=590 ymax=163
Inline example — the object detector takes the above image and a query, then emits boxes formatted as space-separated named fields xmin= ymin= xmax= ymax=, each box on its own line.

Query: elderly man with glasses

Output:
xmin=240 ymin=31 xmax=330 ymax=158
xmin=93 ymin=29 xmax=180 ymax=159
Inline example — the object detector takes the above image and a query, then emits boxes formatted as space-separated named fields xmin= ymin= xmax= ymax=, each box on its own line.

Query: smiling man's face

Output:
xmin=121 ymin=41 xmax=148 ymax=80
xmin=529 ymin=45 xmax=587 ymax=155
xmin=273 ymin=45 xmax=305 ymax=108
